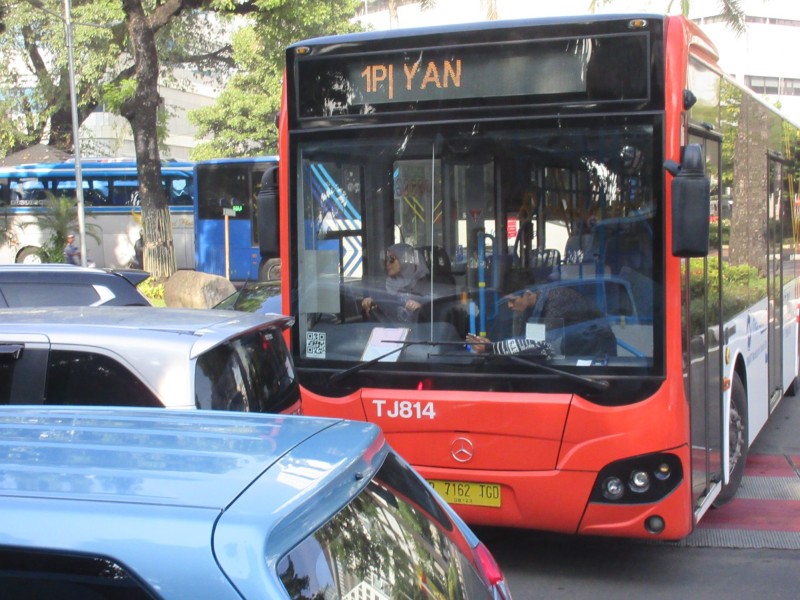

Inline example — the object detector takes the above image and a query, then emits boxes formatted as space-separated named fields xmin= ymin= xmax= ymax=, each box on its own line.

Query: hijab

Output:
xmin=385 ymin=243 xmax=428 ymax=294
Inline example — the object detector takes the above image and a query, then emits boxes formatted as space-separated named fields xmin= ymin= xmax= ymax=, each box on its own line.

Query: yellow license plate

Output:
xmin=427 ymin=479 xmax=502 ymax=508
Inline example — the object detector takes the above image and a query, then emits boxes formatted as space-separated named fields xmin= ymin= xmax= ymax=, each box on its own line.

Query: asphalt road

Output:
xmin=479 ymin=390 xmax=800 ymax=599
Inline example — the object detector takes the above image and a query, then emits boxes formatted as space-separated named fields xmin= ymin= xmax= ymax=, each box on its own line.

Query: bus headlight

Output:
xmin=629 ymin=470 xmax=651 ymax=493
xmin=602 ymin=476 xmax=625 ymax=500
xmin=589 ymin=453 xmax=683 ymax=504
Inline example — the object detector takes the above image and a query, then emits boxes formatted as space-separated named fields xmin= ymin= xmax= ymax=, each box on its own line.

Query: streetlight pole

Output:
xmin=63 ymin=0 xmax=87 ymax=267
xmin=28 ymin=0 xmax=88 ymax=266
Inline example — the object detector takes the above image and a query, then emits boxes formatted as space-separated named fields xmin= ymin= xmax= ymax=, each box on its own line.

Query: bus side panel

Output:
xmin=557 ymin=383 xmax=688 ymax=471
xmin=782 ymin=280 xmax=800 ymax=394
xmin=300 ymin=386 xmax=369 ymax=422
xmin=195 ymin=217 xmax=258 ymax=280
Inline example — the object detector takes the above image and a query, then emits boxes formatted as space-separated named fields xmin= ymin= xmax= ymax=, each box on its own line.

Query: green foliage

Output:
xmin=101 ymin=78 xmax=138 ymax=113
xmin=190 ymin=0 xmax=362 ymax=158
xmin=686 ymin=256 xmax=766 ymax=333
xmin=137 ymin=277 xmax=165 ymax=306
xmin=708 ymin=218 xmax=730 ymax=247
xmin=35 ymin=194 xmax=102 ymax=262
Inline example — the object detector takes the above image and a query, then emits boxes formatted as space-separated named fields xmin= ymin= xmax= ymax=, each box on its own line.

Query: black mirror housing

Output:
xmin=669 ymin=144 xmax=710 ymax=257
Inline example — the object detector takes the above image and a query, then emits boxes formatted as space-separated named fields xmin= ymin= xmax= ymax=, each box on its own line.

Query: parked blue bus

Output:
xmin=0 ymin=159 xmax=195 ymax=268
xmin=193 ymin=156 xmax=280 ymax=281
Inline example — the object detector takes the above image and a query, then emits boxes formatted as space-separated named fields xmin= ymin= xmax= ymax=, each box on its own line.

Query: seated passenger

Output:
xmin=361 ymin=243 xmax=429 ymax=323
xmin=467 ymin=270 xmax=616 ymax=357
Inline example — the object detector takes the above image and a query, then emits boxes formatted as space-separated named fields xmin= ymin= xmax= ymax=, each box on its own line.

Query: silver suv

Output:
xmin=0 ymin=306 xmax=300 ymax=413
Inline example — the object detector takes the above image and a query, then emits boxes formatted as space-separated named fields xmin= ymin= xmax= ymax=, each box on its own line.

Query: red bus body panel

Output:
xmin=302 ymin=375 xmax=695 ymax=538
xmin=290 ymin=16 xmax=728 ymax=540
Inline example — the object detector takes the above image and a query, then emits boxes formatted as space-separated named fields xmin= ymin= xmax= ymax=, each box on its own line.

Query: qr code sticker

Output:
xmin=306 ymin=331 xmax=326 ymax=359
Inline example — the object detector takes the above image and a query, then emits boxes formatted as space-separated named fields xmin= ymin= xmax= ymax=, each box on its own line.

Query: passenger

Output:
xmin=361 ymin=243 xmax=429 ymax=322
xmin=466 ymin=270 xmax=616 ymax=357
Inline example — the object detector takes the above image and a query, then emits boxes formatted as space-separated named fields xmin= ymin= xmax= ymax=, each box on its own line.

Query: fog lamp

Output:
xmin=646 ymin=515 xmax=666 ymax=534
xmin=602 ymin=476 xmax=625 ymax=501
xmin=629 ymin=470 xmax=651 ymax=493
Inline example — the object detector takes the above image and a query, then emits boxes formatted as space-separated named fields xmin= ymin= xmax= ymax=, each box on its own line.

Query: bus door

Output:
xmin=684 ymin=132 xmax=724 ymax=515
xmin=767 ymin=153 xmax=786 ymax=410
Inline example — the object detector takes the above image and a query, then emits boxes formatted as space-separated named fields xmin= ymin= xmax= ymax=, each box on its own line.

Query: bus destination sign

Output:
xmin=295 ymin=33 xmax=649 ymax=118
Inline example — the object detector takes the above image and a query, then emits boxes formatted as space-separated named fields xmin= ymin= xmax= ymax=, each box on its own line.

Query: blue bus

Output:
xmin=0 ymin=159 xmax=195 ymax=268
xmin=193 ymin=156 xmax=280 ymax=281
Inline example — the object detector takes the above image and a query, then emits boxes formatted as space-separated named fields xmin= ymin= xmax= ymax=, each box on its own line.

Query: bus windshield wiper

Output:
xmin=478 ymin=352 xmax=610 ymax=391
xmin=328 ymin=339 xmax=464 ymax=386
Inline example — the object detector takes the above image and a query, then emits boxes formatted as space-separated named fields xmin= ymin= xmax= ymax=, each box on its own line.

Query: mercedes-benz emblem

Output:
xmin=450 ymin=437 xmax=474 ymax=463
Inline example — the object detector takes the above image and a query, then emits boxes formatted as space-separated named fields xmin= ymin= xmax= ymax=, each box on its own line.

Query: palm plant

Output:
xmin=35 ymin=194 xmax=102 ymax=263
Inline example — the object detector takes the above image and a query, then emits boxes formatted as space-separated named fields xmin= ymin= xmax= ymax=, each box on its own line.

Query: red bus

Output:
xmin=278 ymin=14 xmax=800 ymax=539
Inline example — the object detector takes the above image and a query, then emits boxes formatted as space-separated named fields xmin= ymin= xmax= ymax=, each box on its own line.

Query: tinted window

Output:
xmin=195 ymin=327 xmax=299 ymax=413
xmin=0 ymin=344 xmax=47 ymax=404
xmin=44 ymin=350 xmax=162 ymax=407
xmin=278 ymin=453 xmax=491 ymax=600
xmin=196 ymin=165 xmax=254 ymax=220
xmin=0 ymin=547 xmax=156 ymax=599
xmin=0 ymin=283 xmax=102 ymax=307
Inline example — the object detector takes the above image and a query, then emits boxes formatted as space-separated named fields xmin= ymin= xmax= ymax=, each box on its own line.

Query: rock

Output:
xmin=163 ymin=270 xmax=235 ymax=309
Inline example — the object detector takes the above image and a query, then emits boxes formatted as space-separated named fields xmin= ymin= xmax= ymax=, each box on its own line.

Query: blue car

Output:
xmin=0 ymin=407 xmax=512 ymax=600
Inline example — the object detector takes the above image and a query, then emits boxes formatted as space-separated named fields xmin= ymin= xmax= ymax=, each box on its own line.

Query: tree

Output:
xmin=3 ymin=0 xmax=362 ymax=278
xmin=2 ymin=1 xmax=231 ymax=156
xmin=190 ymin=0 xmax=361 ymax=159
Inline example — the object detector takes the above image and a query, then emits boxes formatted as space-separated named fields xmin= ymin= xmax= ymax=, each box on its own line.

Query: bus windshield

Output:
xmin=294 ymin=117 xmax=663 ymax=386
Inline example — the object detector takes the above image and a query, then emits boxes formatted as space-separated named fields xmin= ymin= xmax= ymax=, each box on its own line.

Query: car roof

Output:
xmin=0 ymin=264 xmax=151 ymax=292
xmin=0 ymin=306 xmax=292 ymax=358
xmin=0 ymin=406 xmax=358 ymax=509
xmin=0 ymin=407 xmax=387 ymax=598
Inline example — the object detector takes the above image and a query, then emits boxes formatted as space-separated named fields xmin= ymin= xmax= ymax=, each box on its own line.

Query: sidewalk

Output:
xmin=685 ymin=391 xmax=800 ymax=549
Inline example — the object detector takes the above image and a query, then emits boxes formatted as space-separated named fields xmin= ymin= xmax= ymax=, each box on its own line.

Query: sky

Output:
xmin=361 ymin=0 xmax=790 ymax=28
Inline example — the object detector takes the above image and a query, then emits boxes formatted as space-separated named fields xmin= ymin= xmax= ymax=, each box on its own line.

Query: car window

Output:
xmin=0 ymin=547 xmax=157 ymax=599
xmin=0 ymin=343 xmax=48 ymax=405
xmin=278 ymin=453 xmax=492 ymax=600
xmin=0 ymin=283 xmax=103 ymax=307
xmin=44 ymin=350 xmax=162 ymax=408
xmin=194 ymin=327 xmax=299 ymax=413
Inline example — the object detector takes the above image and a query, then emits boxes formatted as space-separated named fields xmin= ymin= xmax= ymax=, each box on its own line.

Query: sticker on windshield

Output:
xmin=306 ymin=331 xmax=326 ymax=359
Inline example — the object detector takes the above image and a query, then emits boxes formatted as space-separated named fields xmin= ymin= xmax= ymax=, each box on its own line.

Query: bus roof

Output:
xmin=194 ymin=156 xmax=278 ymax=167
xmin=0 ymin=159 xmax=194 ymax=176
xmin=289 ymin=12 xmax=667 ymax=48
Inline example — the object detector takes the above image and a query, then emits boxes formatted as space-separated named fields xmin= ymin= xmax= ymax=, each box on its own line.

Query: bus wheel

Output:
xmin=16 ymin=246 xmax=42 ymax=264
xmin=713 ymin=372 xmax=748 ymax=507
xmin=259 ymin=258 xmax=281 ymax=281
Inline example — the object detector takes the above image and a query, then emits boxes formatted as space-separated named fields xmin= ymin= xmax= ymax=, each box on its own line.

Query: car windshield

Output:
xmin=278 ymin=453 xmax=492 ymax=600
xmin=293 ymin=118 xmax=663 ymax=379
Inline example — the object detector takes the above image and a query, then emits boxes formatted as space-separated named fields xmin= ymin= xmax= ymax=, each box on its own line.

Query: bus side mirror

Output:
xmin=257 ymin=166 xmax=279 ymax=259
xmin=666 ymin=144 xmax=710 ymax=257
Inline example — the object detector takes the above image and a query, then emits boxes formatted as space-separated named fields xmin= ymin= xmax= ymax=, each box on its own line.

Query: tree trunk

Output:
xmin=120 ymin=0 xmax=176 ymax=280
xmin=729 ymin=93 xmax=768 ymax=273
xmin=47 ymin=102 xmax=76 ymax=152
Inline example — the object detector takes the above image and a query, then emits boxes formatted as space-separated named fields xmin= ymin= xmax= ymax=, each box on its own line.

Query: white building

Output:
xmin=81 ymin=74 xmax=218 ymax=161
xmin=691 ymin=0 xmax=800 ymax=125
